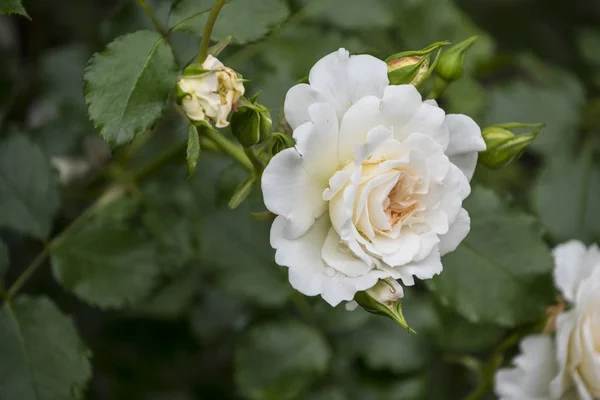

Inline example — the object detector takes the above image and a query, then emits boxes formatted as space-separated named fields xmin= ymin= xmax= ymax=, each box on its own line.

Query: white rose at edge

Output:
xmin=261 ymin=48 xmax=486 ymax=306
xmin=551 ymin=241 xmax=600 ymax=399
xmin=495 ymin=334 xmax=559 ymax=400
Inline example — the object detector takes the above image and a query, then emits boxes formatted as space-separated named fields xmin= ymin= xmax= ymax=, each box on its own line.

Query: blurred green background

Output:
xmin=1 ymin=0 xmax=599 ymax=399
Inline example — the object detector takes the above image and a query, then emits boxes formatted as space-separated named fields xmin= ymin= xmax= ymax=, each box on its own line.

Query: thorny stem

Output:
xmin=136 ymin=0 xmax=168 ymax=37
xmin=197 ymin=0 xmax=227 ymax=63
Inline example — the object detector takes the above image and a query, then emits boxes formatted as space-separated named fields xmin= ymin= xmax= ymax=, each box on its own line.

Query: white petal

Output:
xmin=353 ymin=125 xmax=393 ymax=165
xmin=381 ymin=85 xmax=423 ymax=136
xmin=552 ymin=240 xmax=594 ymax=302
xmin=444 ymin=114 xmax=486 ymax=155
xmin=294 ymin=103 xmax=341 ymax=182
xmin=323 ymin=170 xmax=352 ymax=201
xmin=495 ymin=334 xmax=557 ymax=400
xmin=337 ymin=96 xmax=385 ymax=163
xmin=308 ymin=48 xmax=388 ymax=120
xmin=449 ymin=152 xmax=478 ymax=181
xmin=271 ymin=215 xmax=388 ymax=306
xmin=262 ymin=148 xmax=326 ymax=239
xmin=321 ymin=227 xmax=373 ymax=277
xmin=397 ymin=102 xmax=449 ymax=150
xmin=202 ymin=54 xmax=224 ymax=69
xmin=284 ymin=84 xmax=327 ymax=130
xmin=444 ymin=114 xmax=485 ymax=180
xmin=391 ymin=247 xmax=443 ymax=286
xmin=551 ymin=310 xmax=578 ymax=398
xmin=439 ymin=208 xmax=470 ymax=256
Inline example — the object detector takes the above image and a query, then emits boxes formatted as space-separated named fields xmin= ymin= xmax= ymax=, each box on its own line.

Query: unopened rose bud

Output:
xmin=266 ymin=132 xmax=295 ymax=156
xmin=479 ymin=123 xmax=543 ymax=169
xmin=177 ymin=55 xmax=245 ymax=128
xmin=436 ymin=36 xmax=478 ymax=83
xmin=230 ymin=97 xmax=272 ymax=147
xmin=354 ymin=279 xmax=414 ymax=332
xmin=385 ymin=41 xmax=448 ymax=87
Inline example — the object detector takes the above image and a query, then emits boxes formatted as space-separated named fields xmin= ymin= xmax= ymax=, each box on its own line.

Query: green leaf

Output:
xmin=136 ymin=266 xmax=200 ymax=319
xmin=0 ymin=134 xmax=60 ymax=239
xmin=434 ymin=305 xmax=506 ymax=353
xmin=0 ymin=0 xmax=29 ymax=18
xmin=190 ymin=286 xmax=249 ymax=342
xmin=533 ymin=151 xmax=600 ymax=243
xmin=340 ymin=311 xmax=434 ymax=374
xmin=0 ymin=296 xmax=91 ymax=400
xmin=427 ymin=187 xmax=554 ymax=326
xmin=228 ymin=175 xmax=255 ymax=209
xmin=195 ymin=155 xmax=291 ymax=307
xmin=349 ymin=377 xmax=427 ymax=400
xmin=0 ymin=239 xmax=8 ymax=284
xmin=484 ymin=57 xmax=584 ymax=157
xmin=577 ymin=27 xmax=600 ymax=67
xmin=306 ymin=0 xmax=393 ymax=29
xmin=51 ymin=214 xmax=161 ymax=309
xmin=84 ymin=31 xmax=178 ymax=146
xmin=235 ymin=320 xmax=331 ymax=400
xmin=168 ymin=0 xmax=289 ymax=44
xmin=186 ymin=124 xmax=200 ymax=176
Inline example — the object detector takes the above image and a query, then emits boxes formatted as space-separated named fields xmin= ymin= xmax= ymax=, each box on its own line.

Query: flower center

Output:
xmin=384 ymin=172 xmax=419 ymax=227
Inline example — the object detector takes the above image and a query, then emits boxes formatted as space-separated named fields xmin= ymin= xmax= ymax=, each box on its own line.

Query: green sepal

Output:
xmin=385 ymin=41 xmax=450 ymax=62
xmin=209 ymin=35 xmax=233 ymax=57
xmin=186 ymin=124 xmax=201 ymax=177
xmin=183 ymin=63 xmax=211 ymax=77
xmin=354 ymin=291 xmax=415 ymax=333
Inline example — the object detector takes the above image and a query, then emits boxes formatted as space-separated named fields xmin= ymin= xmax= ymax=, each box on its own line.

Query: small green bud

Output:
xmin=267 ymin=132 xmax=295 ymax=155
xmin=479 ymin=123 xmax=544 ymax=169
xmin=436 ymin=36 xmax=478 ymax=83
xmin=230 ymin=97 xmax=272 ymax=147
xmin=386 ymin=41 xmax=449 ymax=86
xmin=354 ymin=279 xmax=415 ymax=332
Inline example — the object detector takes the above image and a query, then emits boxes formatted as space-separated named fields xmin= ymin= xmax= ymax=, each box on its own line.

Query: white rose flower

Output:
xmin=177 ymin=55 xmax=244 ymax=128
xmin=494 ymin=334 xmax=559 ymax=400
xmin=261 ymin=48 xmax=485 ymax=306
xmin=550 ymin=240 xmax=600 ymax=399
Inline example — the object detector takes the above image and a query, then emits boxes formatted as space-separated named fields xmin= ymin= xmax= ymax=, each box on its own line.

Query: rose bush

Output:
xmin=262 ymin=48 xmax=486 ymax=306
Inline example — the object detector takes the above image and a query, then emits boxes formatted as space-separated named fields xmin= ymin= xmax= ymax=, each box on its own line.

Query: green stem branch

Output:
xmin=136 ymin=0 xmax=168 ymax=37
xmin=244 ymin=147 xmax=264 ymax=173
xmin=202 ymin=127 xmax=253 ymax=171
xmin=197 ymin=0 xmax=227 ymax=62
xmin=5 ymin=189 xmax=117 ymax=300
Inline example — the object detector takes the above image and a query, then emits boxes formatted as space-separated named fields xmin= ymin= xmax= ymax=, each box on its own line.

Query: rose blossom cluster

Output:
xmin=261 ymin=48 xmax=486 ymax=306
xmin=495 ymin=240 xmax=600 ymax=400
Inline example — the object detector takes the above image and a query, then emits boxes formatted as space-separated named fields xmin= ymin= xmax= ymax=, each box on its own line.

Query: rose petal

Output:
xmin=308 ymin=48 xmax=388 ymax=121
xmin=271 ymin=215 xmax=386 ymax=306
xmin=321 ymin=227 xmax=373 ymax=277
xmin=262 ymin=148 xmax=326 ymax=239
xmin=438 ymin=208 xmax=470 ymax=256
xmin=444 ymin=114 xmax=485 ymax=180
